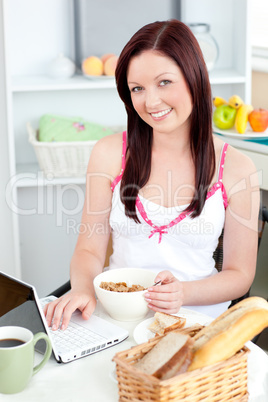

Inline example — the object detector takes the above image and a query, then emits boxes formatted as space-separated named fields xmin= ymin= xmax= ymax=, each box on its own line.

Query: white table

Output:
xmin=1 ymin=304 xmax=268 ymax=402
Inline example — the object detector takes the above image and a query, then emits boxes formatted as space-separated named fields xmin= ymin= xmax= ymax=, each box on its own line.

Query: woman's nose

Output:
xmin=145 ymin=89 xmax=161 ymax=109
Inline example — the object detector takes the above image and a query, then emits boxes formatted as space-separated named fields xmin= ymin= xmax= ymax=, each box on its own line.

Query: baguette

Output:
xmin=148 ymin=312 xmax=186 ymax=336
xmin=188 ymin=296 xmax=268 ymax=371
xmin=134 ymin=331 xmax=194 ymax=380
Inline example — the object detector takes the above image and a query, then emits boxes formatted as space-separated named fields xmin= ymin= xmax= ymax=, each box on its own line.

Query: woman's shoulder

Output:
xmin=213 ymin=135 xmax=258 ymax=190
xmin=87 ymin=131 xmax=125 ymax=177
xmin=93 ymin=131 xmax=124 ymax=154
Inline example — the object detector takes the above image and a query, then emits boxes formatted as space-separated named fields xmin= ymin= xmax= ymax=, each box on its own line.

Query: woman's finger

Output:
xmin=50 ymin=299 xmax=70 ymax=330
xmin=148 ymin=298 xmax=179 ymax=309
xmin=43 ymin=298 xmax=62 ymax=327
xmin=147 ymin=282 xmax=179 ymax=294
xmin=44 ymin=296 xmax=72 ymax=329
xmin=144 ymin=289 xmax=180 ymax=302
xmin=154 ymin=270 xmax=175 ymax=284
xmin=148 ymin=302 xmax=181 ymax=314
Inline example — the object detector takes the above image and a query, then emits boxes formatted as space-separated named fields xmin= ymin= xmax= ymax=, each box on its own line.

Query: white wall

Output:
xmin=6 ymin=0 xmax=75 ymax=76
xmin=0 ymin=1 xmax=16 ymax=275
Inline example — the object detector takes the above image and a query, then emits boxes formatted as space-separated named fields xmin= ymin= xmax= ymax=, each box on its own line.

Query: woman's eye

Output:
xmin=159 ymin=80 xmax=171 ymax=87
xmin=131 ymin=86 xmax=143 ymax=93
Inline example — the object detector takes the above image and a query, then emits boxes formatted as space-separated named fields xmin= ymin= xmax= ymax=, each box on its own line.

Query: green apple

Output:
xmin=213 ymin=105 xmax=237 ymax=130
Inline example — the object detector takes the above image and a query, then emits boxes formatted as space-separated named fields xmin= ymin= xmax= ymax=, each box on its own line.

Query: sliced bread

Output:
xmin=148 ymin=312 xmax=186 ymax=335
xmin=134 ymin=331 xmax=193 ymax=380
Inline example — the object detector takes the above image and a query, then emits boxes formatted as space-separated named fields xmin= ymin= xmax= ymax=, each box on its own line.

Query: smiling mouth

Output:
xmin=150 ymin=108 xmax=173 ymax=118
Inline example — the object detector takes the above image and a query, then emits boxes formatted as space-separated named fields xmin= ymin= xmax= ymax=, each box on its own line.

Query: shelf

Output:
xmin=209 ymin=69 xmax=246 ymax=85
xmin=14 ymin=163 xmax=86 ymax=187
xmin=11 ymin=74 xmax=116 ymax=92
xmin=11 ymin=68 xmax=246 ymax=92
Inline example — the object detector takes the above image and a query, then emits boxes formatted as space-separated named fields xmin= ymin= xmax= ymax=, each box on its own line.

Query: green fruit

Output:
xmin=213 ymin=105 xmax=237 ymax=130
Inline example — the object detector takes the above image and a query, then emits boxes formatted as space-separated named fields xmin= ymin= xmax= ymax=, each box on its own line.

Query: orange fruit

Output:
xmin=82 ymin=56 xmax=103 ymax=76
xmin=101 ymin=53 xmax=116 ymax=64
xmin=103 ymin=55 xmax=118 ymax=76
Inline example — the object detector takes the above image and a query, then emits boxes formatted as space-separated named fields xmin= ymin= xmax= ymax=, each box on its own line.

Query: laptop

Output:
xmin=0 ymin=271 xmax=129 ymax=363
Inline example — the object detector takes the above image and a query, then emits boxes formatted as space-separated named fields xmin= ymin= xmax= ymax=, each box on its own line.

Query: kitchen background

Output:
xmin=0 ymin=0 xmax=267 ymax=329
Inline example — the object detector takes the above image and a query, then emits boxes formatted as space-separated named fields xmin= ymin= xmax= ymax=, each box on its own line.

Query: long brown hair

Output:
xmin=115 ymin=19 xmax=215 ymax=222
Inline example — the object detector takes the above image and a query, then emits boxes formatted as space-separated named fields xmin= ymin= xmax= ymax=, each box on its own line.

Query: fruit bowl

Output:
xmin=212 ymin=124 xmax=268 ymax=140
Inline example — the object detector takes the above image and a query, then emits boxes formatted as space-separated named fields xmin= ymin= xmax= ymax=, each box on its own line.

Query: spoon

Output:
xmin=145 ymin=280 xmax=161 ymax=290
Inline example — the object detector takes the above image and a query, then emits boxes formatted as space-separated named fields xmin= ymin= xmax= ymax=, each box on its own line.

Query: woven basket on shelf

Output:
xmin=27 ymin=122 xmax=125 ymax=178
xmin=113 ymin=333 xmax=249 ymax=402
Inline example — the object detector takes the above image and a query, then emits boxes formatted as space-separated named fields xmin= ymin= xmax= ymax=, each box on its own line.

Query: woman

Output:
xmin=44 ymin=20 xmax=259 ymax=330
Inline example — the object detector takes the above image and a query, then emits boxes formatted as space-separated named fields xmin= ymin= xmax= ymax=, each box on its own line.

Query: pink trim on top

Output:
xmin=218 ymin=142 xmax=229 ymax=208
xmin=111 ymin=131 xmax=127 ymax=191
xmin=136 ymin=143 xmax=229 ymax=243
xmin=111 ymin=134 xmax=229 ymax=243
xmin=136 ymin=196 xmax=192 ymax=244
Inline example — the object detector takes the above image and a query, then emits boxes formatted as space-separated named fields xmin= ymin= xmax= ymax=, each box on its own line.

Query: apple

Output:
xmin=248 ymin=108 xmax=268 ymax=132
xmin=213 ymin=105 xmax=237 ymax=130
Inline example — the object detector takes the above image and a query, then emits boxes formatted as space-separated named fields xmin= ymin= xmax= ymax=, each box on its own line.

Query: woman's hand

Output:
xmin=144 ymin=270 xmax=184 ymax=314
xmin=43 ymin=290 xmax=96 ymax=331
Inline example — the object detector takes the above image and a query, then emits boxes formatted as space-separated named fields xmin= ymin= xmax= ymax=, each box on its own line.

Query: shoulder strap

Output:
xmin=121 ymin=130 xmax=127 ymax=170
xmin=110 ymin=131 xmax=127 ymax=191
xmin=217 ymin=143 xmax=229 ymax=182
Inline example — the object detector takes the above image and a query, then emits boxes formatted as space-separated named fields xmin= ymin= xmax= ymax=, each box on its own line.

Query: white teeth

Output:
xmin=151 ymin=108 xmax=172 ymax=118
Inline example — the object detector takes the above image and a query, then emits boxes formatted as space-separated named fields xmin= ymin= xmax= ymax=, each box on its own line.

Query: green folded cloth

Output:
xmin=38 ymin=114 xmax=114 ymax=142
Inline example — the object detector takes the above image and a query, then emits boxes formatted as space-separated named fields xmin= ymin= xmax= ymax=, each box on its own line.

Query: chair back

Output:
xmin=213 ymin=206 xmax=268 ymax=307
xmin=213 ymin=206 xmax=268 ymax=273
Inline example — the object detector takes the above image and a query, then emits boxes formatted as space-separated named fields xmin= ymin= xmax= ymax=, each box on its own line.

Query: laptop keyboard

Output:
xmin=48 ymin=321 xmax=107 ymax=355
xmin=40 ymin=297 xmax=107 ymax=356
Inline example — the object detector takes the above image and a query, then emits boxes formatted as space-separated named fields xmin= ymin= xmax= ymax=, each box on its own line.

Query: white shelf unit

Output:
xmin=12 ymin=74 xmax=117 ymax=92
xmin=1 ymin=0 xmax=253 ymax=296
xmin=181 ymin=0 xmax=252 ymax=102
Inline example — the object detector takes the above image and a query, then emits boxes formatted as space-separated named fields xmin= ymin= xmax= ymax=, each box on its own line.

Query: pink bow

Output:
xmin=149 ymin=227 xmax=168 ymax=243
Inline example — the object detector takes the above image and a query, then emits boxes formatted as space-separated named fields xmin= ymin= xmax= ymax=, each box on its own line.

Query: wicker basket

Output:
xmin=113 ymin=334 xmax=249 ymax=402
xmin=27 ymin=122 xmax=125 ymax=178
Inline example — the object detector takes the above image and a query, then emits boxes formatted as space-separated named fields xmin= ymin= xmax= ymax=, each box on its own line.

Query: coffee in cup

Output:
xmin=0 ymin=326 xmax=52 ymax=394
xmin=0 ymin=338 xmax=25 ymax=347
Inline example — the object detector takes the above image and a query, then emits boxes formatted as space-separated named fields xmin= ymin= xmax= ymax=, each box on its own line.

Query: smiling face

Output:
xmin=127 ymin=50 xmax=193 ymax=136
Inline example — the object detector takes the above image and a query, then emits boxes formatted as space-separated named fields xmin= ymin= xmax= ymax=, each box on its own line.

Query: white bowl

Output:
xmin=93 ymin=268 xmax=157 ymax=321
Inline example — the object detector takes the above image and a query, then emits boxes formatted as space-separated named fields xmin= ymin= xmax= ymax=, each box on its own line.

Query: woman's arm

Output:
xmin=145 ymin=146 xmax=260 ymax=312
xmin=44 ymin=133 xmax=122 ymax=329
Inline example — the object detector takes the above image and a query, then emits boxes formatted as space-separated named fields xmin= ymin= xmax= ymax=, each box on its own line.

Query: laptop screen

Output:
xmin=0 ymin=272 xmax=48 ymax=353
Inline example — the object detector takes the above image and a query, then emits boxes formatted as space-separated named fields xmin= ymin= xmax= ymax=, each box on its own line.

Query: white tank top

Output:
xmin=109 ymin=131 xmax=230 ymax=318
